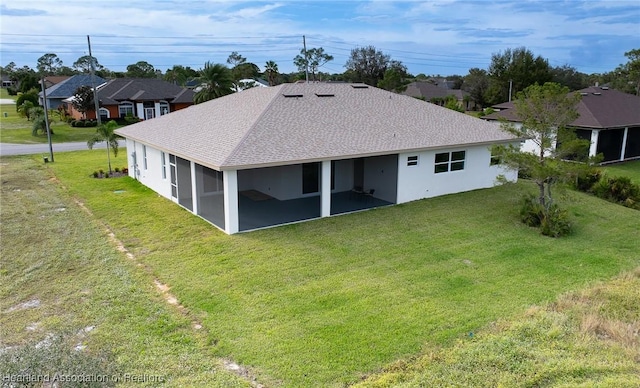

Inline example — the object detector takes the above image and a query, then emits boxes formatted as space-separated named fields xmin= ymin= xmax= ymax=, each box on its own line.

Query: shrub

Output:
xmin=99 ymin=169 xmax=104 ymax=175
xmin=70 ymin=120 xmax=77 ymax=127
xmin=591 ymin=176 xmax=640 ymax=210
xmin=104 ymin=173 xmax=109 ymax=178
xmin=90 ymin=120 xmax=98 ymax=127
xmin=93 ymin=171 xmax=99 ymax=178
xmin=575 ymin=168 xmax=603 ymax=192
xmin=15 ymin=91 xmax=38 ymax=112
xmin=7 ymin=87 xmax=17 ymax=95
xmin=122 ymin=168 xmax=128 ymax=174
xmin=114 ymin=167 xmax=120 ymax=173
xmin=519 ymin=194 xmax=572 ymax=237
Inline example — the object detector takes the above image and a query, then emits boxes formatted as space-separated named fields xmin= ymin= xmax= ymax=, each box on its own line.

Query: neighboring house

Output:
xmin=235 ymin=78 xmax=269 ymax=91
xmin=42 ymin=76 xmax=70 ymax=89
xmin=1 ymin=75 xmax=16 ymax=88
xmin=483 ymin=86 xmax=640 ymax=163
xmin=402 ymin=81 xmax=475 ymax=111
xmin=39 ymin=75 xmax=105 ymax=109
xmin=115 ymin=83 xmax=519 ymax=235
xmin=65 ymin=78 xmax=195 ymax=121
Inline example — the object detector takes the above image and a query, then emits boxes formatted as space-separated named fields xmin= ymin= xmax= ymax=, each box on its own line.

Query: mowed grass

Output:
xmin=0 ymin=155 xmax=249 ymax=387
xmin=603 ymin=160 xmax=640 ymax=185
xmin=0 ymin=92 xmax=97 ymax=143
xmin=43 ymin=150 xmax=640 ymax=386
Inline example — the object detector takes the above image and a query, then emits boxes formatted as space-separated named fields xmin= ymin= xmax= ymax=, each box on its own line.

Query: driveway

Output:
xmin=0 ymin=141 xmax=125 ymax=156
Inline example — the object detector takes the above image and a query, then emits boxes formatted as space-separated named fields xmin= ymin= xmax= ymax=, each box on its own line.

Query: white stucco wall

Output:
xmin=125 ymin=139 xmax=171 ymax=199
xmin=363 ymin=155 xmax=398 ymax=203
xmin=396 ymin=144 xmax=517 ymax=204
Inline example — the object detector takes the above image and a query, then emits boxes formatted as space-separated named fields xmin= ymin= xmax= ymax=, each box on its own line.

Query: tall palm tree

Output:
xmin=194 ymin=62 xmax=234 ymax=104
xmin=264 ymin=60 xmax=279 ymax=86
xmin=87 ymin=120 xmax=120 ymax=174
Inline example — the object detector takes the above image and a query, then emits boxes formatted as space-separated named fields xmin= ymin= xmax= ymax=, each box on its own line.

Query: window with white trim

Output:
xmin=142 ymin=145 xmax=148 ymax=170
xmin=161 ymin=152 xmax=166 ymax=179
xmin=118 ymin=101 xmax=134 ymax=117
xmin=407 ymin=155 xmax=418 ymax=166
xmin=434 ymin=151 xmax=465 ymax=173
xmin=159 ymin=101 xmax=169 ymax=116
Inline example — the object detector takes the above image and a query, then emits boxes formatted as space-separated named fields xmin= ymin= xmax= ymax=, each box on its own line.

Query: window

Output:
xmin=489 ymin=146 xmax=503 ymax=166
xmin=99 ymin=108 xmax=110 ymax=121
xmin=118 ymin=102 xmax=134 ymax=118
xmin=161 ymin=152 xmax=166 ymax=179
xmin=407 ymin=155 xmax=418 ymax=166
xmin=160 ymin=101 xmax=169 ymax=116
xmin=142 ymin=145 xmax=147 ymax=170
xmin=434 ymin=151 xmax=465 ymax=173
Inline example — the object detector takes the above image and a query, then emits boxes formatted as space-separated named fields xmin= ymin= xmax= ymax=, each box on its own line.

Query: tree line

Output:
xmin=2 ymin=46 xmax=638 ymax=107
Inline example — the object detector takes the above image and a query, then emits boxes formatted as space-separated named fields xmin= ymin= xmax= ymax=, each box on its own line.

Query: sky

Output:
xmin=1 ymin=0 xmax=639 ymax=77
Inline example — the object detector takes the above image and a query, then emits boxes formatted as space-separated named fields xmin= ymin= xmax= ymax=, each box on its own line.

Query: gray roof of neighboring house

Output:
xmin=39 ymin=75 xmax=105 ymax=99
xmin=402 ymin=81 xmax=469 ymax=101
xmin=96 ymin=78 xmax=195 ymax=105
xmin=484 ymin=87 xmax=640 ymax=129
xmin=115 ymin=83 xmax=517 ymax=171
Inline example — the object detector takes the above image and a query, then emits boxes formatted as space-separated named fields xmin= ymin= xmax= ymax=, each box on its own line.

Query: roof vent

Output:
xmin=600 ymin=86 xmax=609 ymax=90
xmin=580 ymin=92 xmax=588 ymax=96
xmin=315 ymin=93 xmax=335 ymax=97
xmin=351 ymin=84 xmax=369 ymax=89
xmin=592 ymin=92 xmax=601 ymax=96
xmin=283 ymin=94 xmax=303 ymax=98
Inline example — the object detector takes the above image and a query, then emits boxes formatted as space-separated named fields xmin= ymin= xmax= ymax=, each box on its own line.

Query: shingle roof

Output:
xmin=484 ymin=87 xmax=640 ymax=129
xmin=115 ymin=83 xmax=517 ymax=170
xmin=96 ymin=78 xmax=195 ymax=105
xmin=40 ymin=75 xmax=105 ymax=98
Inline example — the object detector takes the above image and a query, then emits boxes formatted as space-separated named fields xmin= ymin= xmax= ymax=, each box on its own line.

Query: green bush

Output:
xmin=591 ymin=176 xmax=640 ymax=210
xmin=520 ymin=194 xmax=572 ymax=237
xmin=92 ymin=171 xmax=99 ymax=178
xmin=15 ymin=91 xmax=39 ymax=112
xmin=7 ymin=87 xmax=17 ymax=95
xmin=574 ymin=168 xmax=603 ymax=192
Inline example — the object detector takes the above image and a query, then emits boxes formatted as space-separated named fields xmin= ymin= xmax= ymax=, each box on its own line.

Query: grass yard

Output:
xmin=0 ymin=155 xmax=249 ymax=387
xmin=29 ymin=150 xmax=640 ymax=387
xmin=603 ymin=160 xmax=640 ymax=185
xmin=0 ymin=94 xmax=98 ymax=144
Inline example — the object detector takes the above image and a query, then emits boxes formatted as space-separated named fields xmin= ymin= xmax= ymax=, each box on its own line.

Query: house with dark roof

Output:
xmin=65 ymin=78 xmax=195 ymax=121
xmin=402 ymin=81 xmax=476 ymax=111
xmin=483 ymin=86 xmax=640 ymax=163
xmin=115 ymin=83 xmax=519 ymax=234
xmin=39 ymin=74 xmax=105 ymax=109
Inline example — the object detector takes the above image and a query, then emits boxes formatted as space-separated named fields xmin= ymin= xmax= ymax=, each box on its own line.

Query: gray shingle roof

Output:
xmin=39 ymin=75 xmax=105 ymax=98
xmin=402 ymin=81 xmax=469 ymax=101
xmin=484 ymin=87 xmax=640 ymax=129
xmin=115 ymin=83 xmax=517 ymax=170
xmin=97 ymin=78 xmax=195 ymax=105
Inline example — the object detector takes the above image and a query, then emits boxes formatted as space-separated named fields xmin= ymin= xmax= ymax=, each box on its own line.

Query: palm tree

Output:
xmin=194 ymin=62 xmax=234 ymax=104
xmin=265 ymin=60 xmax=279 ymax=86
xmin=87 ymin=120 xmax=120 ymax=174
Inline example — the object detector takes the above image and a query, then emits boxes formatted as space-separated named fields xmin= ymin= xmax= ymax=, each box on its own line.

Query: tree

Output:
xmin=126 ymin=61 xmax=156 ymax=78
xmin=231 ymin=62 xmax=260 ymax=89
xmin=227 ymin=51 xmax=247 ymax=67
xmin=16 ymin=91 xmax=39 ymax=115
xmin=73 ymin=55 xmax=104 ymax=74
xmin=293 ymin=47 xmax=334 ymax=81
xmin=164 ymin=65 xmax=197 ymax=86
xmin=87 ymin=120 xmax=120 ymax=174
xmin=608 ymin=49 xmax=640 ymax=95
xmin=498 ymin=82 xmax=588 ymax=209
xmin=550 ymin=65 xmax=588 ymax=91
xmin=345 ymin=46 xmax=391 ymax=86
xmin=71 ymin=86 xmax=95 ymax=119
xmin=30 ymin=107 xmax=51 ymax=136
xmin=17 ymin=100 xmax=35 ymax=120
xmin=193 ymin=62 xmax=234 ymax=104
xmin=487 ymin=47 xmax=552 ymax=104
xmin=462 ymin=68 xmax=490 ymax=109
xmin=264 ymin=60 xmax=279 ymax=86
xmin=377 ymin=68 xmax=408 ymax=93
xmin=37 ymin=53 xmax=63 ymax=75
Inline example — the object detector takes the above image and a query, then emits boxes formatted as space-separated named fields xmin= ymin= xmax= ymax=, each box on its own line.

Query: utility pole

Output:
xmin=40 ymin=75 xmax=54 ymax=163
xmin=87 ymin=35 xmax=101 ymax=126
xmin=508 ymin=79 xmax=513 ymax=102
xmin=303 ymin=35 xmax=309 ymax=83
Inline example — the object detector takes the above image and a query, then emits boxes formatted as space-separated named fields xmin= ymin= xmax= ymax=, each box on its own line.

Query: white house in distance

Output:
xmin=115 ymin=83 xmax=519 ymax=234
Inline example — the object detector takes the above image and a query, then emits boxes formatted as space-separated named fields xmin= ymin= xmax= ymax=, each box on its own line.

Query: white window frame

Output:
xmin=434 ymin=150 xmax=466 ymax=173
xmin=119 ymin=101 xmax=134 ymax=117
xmin=161 ymin=152 xmax=166 ymax=179
xmin=143 ymin=145 xmax=148 ymax=170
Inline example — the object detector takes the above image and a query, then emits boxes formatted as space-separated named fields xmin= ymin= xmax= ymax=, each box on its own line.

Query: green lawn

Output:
xmin=0 ymin=94 xmax=98 ymax=143
xmin=33 ymin=150 xmax=639 ymax=387
xmin=0 ymin=155 xmax=249 ymax=387
xmin=603 ymin=160 xmax=640 ymax=185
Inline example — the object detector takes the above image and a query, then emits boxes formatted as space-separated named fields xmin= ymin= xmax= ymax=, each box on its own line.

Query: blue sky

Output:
xmin=1 ymin=0 xmax=639 ymax=76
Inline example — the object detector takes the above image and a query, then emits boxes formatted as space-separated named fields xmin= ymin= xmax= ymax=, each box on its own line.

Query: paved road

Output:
xmin=0 ymin=141 xmax=125 ymax=156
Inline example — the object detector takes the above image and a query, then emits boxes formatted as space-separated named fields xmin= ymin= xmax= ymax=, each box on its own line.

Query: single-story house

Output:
xmin=402 ymin=81 xmax=476 ymax=111
xmin=115 ymin=83 xmax=519 ymax=234
xmin=39 ymin=74 xmax=105 ymax=109
xmin=41 ymin=76 xmax=71 ymax=89
xmin=483 ymin=86 xmax=640 ymax=163
xmin=65 ymin=78 xmax=195 ymax=121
